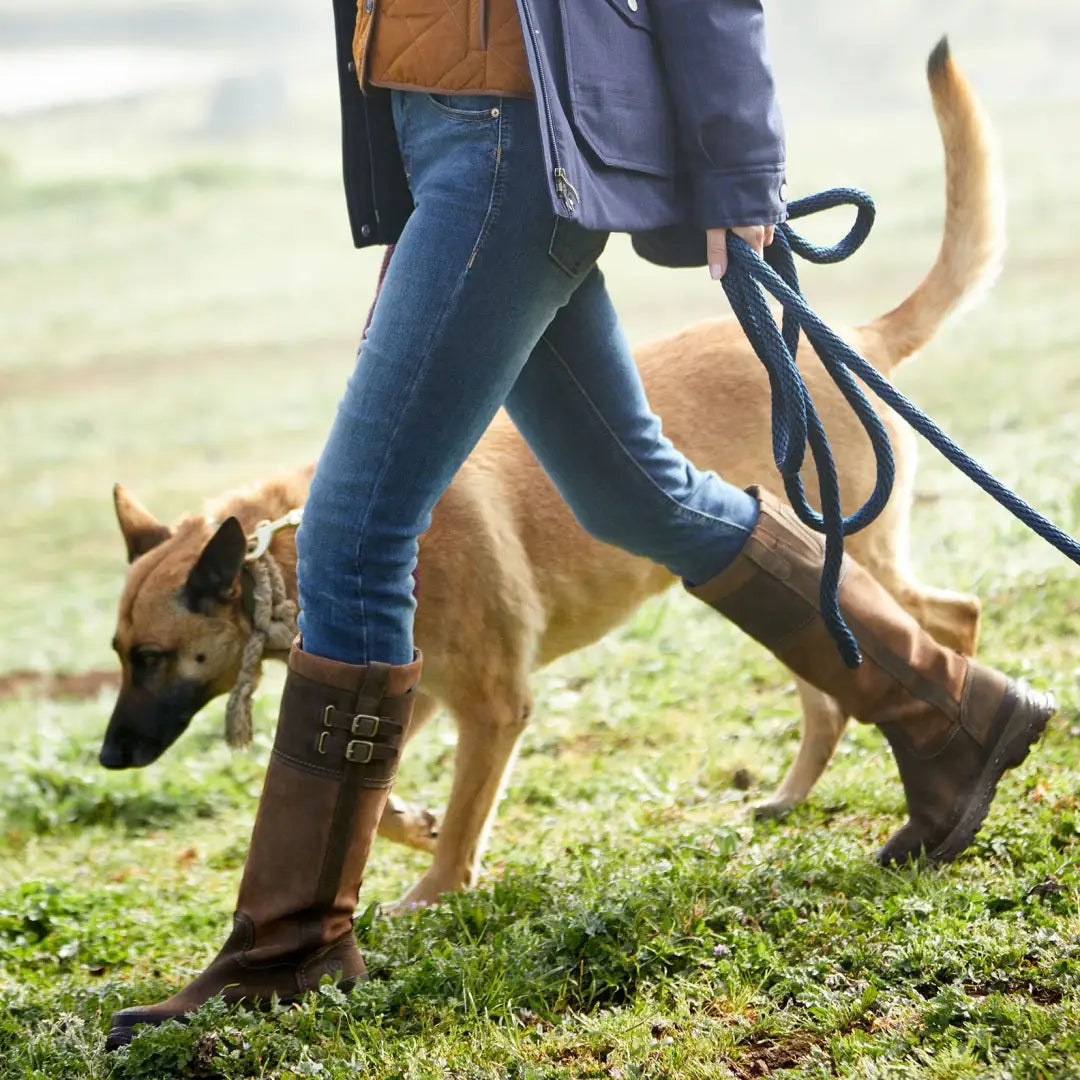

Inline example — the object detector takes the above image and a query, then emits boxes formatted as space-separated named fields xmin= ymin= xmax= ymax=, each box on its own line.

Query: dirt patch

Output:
xmin=730 ymin=1034 xmax=824 ymax=1078
xmin=964 ymin=980 xmax=1064 ymax=1005
xmin=0 ymin=667 xmax=119 ymax=701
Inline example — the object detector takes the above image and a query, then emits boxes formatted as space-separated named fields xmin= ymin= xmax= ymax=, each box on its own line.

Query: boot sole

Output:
xmin=104 ymin=976 xmax=364 ymax=1051
xmin=928 ymin=687 xmax=1055 ymax=864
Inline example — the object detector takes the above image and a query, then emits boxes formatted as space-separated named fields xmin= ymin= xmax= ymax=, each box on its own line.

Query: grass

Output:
xmin=3 ymin=23 xmax=1080 ymax=1079
xmin=3 ymin=605 xmax=1080 ymax=1078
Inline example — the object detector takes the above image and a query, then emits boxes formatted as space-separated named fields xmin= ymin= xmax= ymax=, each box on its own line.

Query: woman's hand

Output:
xmin=707 ymin=224 xmax=776 ymax=280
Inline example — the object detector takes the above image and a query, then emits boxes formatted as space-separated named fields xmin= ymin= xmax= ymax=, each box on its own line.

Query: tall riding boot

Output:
xmin=106 ymin=644 xmax=422 ymax=1050
xmin=687 ymin=488 xmax=1053 ymax=865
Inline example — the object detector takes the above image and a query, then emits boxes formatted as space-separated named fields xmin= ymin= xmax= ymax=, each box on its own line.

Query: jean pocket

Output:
xmin=425 ymin=93 xmax=502 ymax=123
xmin=548 ymin=218 xmax=609 ymax=278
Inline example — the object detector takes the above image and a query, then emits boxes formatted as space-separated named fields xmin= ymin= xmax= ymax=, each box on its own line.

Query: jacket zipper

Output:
xmin=477 ymin=0 xmax=488 ymax=50
xmin=357 ymin=0 xmax=376 ymax=90
xmin=516 ymin=0 xmax=579 ymax=215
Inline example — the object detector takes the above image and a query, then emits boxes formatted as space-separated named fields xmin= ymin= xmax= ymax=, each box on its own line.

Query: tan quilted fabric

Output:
xmin=355 ymin=0 xmax=533 ymax=97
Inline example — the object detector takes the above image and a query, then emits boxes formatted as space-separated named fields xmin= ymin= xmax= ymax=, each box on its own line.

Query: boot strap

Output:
xmin=314 ymin=728 xmax=400 ymax=764
xmin=314 ymin=704 xmax=405 ymax=763
xmin=320 ymin=705 xmax=404 ymax=740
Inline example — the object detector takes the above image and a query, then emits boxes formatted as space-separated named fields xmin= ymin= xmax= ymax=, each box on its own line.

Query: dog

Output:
xmin=101 ymin=45 xmax=998 ymax=911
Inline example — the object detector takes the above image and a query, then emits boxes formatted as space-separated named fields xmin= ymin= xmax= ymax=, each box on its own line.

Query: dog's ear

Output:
xmin=184 ymin=518 xmax=247 ymax=612
xmin=114 ymin=483 xmax=172 ymax=563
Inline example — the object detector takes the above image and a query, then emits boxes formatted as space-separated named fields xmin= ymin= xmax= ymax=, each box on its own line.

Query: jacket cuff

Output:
xmin=692 ymin=165 xmax=788 ymax=230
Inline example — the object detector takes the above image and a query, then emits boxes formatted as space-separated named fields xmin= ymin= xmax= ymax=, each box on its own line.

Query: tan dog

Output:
xmin=102 ymin=47 xmax=999 ymax=910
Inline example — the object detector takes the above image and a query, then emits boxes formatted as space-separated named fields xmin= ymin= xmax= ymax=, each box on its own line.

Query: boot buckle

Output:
xmin=345 ymin=739 xmax=375 ymax=764
xmin=313 ymin=732 xmax=377 ymax=763
xmin=320 ymin=706 xmax=381 ymax=739
xmin=349 ymin=713 xmax=381 ymax=738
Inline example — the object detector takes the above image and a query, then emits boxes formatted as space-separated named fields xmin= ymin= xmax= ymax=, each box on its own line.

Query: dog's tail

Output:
xmin=860 ymin=38 xmax=1004 ymax=369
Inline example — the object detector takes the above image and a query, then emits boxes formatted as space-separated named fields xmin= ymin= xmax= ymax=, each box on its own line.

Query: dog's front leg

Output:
xmin=755 ymin=677 xmax=849 ymax=819
xmin=384 ymin=691 xmax=531 ymax=914
xmin=377 ymin=690 xmax=441 ymax=853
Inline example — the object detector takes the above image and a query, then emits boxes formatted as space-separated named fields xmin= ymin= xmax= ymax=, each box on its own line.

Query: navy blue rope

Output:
xmin=722 ymin=188 xmax=1080 ymax=668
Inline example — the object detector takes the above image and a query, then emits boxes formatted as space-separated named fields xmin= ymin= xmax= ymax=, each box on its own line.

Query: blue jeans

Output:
xmin=296 ymin=92 xmax=759 ymax=666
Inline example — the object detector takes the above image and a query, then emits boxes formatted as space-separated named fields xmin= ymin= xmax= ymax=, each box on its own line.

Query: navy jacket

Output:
xmin=331 ymin=0 xmax=786 ymax=268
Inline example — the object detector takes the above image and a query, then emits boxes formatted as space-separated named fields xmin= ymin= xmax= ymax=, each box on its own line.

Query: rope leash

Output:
xmin=723 ymin=189 xmax=1080 ymax=667
xmin=224 ymin=525 xmax=301 ymax=747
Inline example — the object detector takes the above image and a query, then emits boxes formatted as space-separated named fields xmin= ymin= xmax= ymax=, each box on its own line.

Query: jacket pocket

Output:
xmin=560 ymin=0 xmax=676 ymax=177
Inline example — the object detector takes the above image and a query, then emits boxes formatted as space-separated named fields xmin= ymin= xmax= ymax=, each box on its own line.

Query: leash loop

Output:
xmin=226 ymin=510 xmax=304 ymax=747
xmin=722 ymin=188 xmax=1080 ymax=667
xmin=226 ymin=549 xmax=299 ymax=748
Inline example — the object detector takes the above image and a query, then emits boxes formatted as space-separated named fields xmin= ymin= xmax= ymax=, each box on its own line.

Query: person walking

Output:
xmin=107 ymin=0 xmax=1052 ymax=1048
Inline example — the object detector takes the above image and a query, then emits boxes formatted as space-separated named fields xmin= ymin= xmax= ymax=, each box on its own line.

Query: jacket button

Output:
xmin=627 ymin=0 xmax=638 ymax=9
xmin=361 ymin=224 xmax=372 ymax=238
xmin=347 ymin=60 xmax=355 ymax=74
xmin=779 ymin=181 xmax=788 ymax=201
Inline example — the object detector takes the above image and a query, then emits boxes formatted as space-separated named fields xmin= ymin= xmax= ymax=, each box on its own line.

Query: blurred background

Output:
xmin=2 ymin=0 xmax=1080 ymax=678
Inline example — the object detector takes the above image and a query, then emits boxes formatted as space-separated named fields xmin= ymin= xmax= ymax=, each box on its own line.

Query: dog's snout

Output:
xmin=100 ymin=679 xmax=205 ymax=770
xmin=99 ymin=737 xmax=167 ymax=769
xmin=98 ymin=742 xmax=131 ymax=769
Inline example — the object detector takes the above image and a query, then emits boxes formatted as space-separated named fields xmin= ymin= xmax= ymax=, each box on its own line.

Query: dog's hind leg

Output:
xmin=858 ymin=553 xmax=982 ymax=657
xmin=384 ymin=686 xmax=532 ymax=914
xmin=377 ymin=690 xmax=441 ymax=853
xmin=891 ymin=582 xmax=981 ymax=657
xmin=846 ymin=503 xmax=981 ymax=658
xmin=755 ymin=677 xmax=848 ymax=819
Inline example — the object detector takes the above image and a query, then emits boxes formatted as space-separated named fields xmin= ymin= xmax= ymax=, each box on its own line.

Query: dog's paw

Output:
xmin=377 ymin=796 xmax=440 ymax=853
xmin=383 ymin=872 xmax=460 ymax=916
xmin=752 ymin=797 xmax=797 ymax=822
xmin=381 ymin=895 xmax=434 ymax=918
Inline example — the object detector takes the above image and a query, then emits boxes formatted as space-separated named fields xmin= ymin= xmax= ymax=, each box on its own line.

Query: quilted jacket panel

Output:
xmin=356 ymin=0 xmax=533 ymax=96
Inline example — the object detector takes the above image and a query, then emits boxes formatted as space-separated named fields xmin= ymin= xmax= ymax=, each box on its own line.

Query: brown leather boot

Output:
xmin=105 ymin=644 xmax=422 ymax=1050
xmin=687 ymin=488 xmax=1054 ymax=865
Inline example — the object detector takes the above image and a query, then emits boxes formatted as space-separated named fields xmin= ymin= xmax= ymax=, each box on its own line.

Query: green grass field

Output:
xmin=3 ymin=27 xmax=1080 ymax=1080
